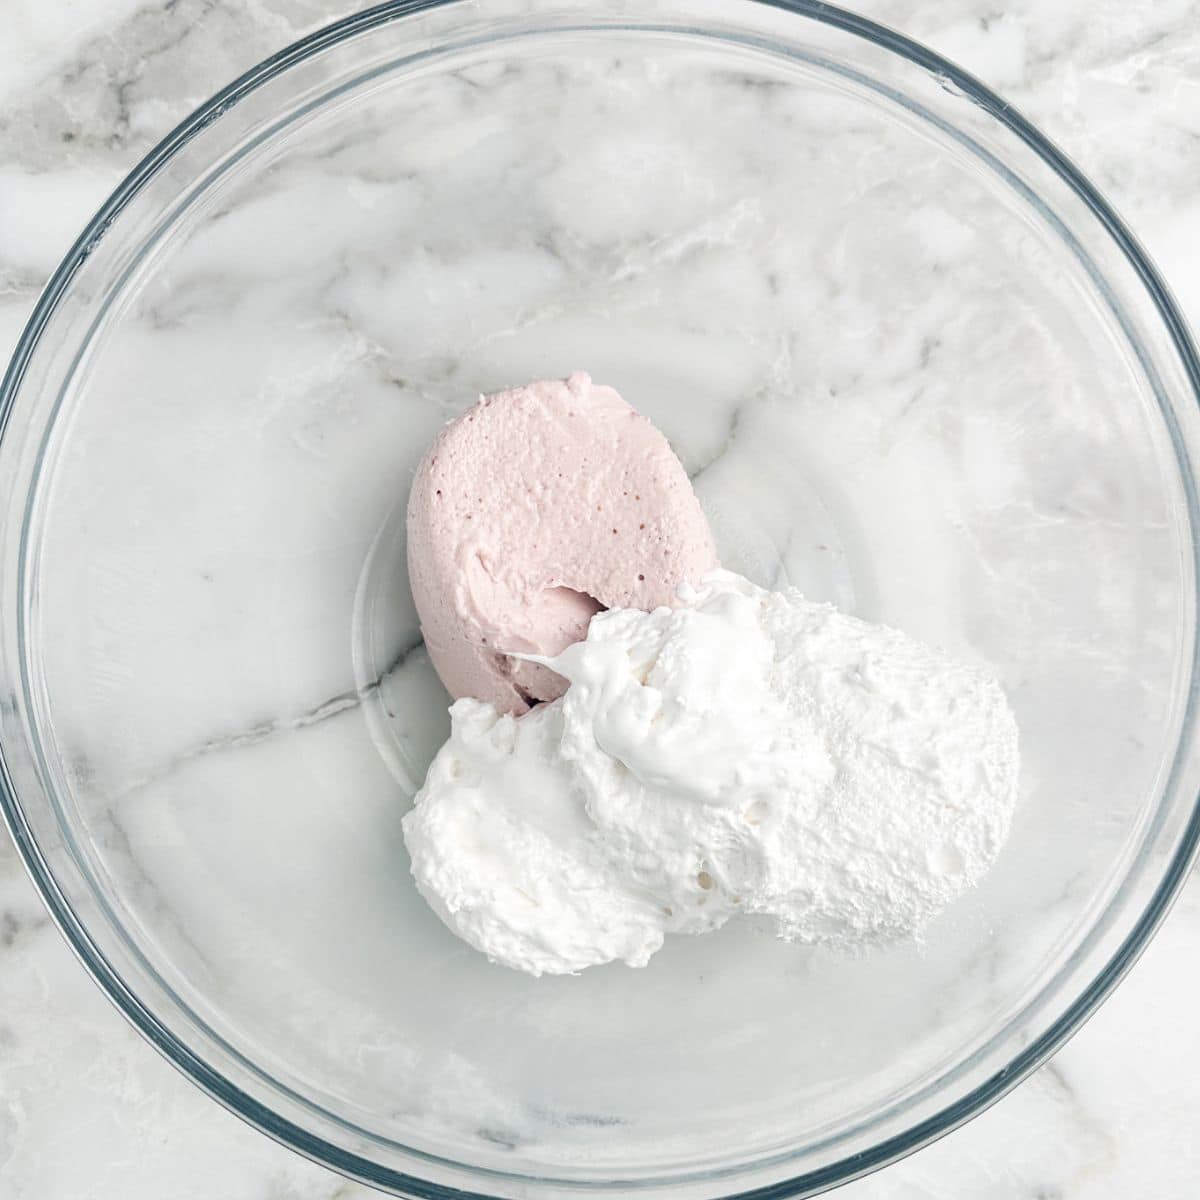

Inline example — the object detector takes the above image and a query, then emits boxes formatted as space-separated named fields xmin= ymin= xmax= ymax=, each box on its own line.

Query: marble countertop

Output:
xmin=2 ymin=1 xmax=1200 ymax=1197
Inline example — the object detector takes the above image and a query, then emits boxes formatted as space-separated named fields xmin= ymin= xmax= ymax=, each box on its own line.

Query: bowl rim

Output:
xmin=3 ymin=1 xmax=1200 ymax=1197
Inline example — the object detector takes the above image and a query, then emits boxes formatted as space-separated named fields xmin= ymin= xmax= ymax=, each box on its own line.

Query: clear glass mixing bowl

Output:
xmin=3 ymin=1 xmax=1200 ymax=1196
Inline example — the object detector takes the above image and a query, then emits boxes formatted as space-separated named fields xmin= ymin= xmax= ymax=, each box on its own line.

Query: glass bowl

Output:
xmin=3 ymin=1 xmax=1199 ymax=1196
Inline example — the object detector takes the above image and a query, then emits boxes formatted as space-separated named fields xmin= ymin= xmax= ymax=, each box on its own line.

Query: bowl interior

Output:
xmin=3 ymin=3 xmax=1198 ymax=1195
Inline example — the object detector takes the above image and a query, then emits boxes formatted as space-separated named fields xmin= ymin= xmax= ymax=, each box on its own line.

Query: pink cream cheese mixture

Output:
xmin=406 ymin=372 xmax=718 ymax=713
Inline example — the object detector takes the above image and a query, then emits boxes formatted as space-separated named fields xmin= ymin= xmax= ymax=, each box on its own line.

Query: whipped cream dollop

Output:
xmin=402 ymin=571 xmax=1019 ymax=975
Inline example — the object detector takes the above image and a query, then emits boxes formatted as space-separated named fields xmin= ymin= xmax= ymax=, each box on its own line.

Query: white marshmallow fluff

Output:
xmin=402 ymin=571 xmax=1019 ymax=975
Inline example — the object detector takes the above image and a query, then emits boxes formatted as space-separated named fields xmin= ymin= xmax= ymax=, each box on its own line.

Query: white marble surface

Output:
xmin=2 ymin=1 xmax=1200 ymax=1197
